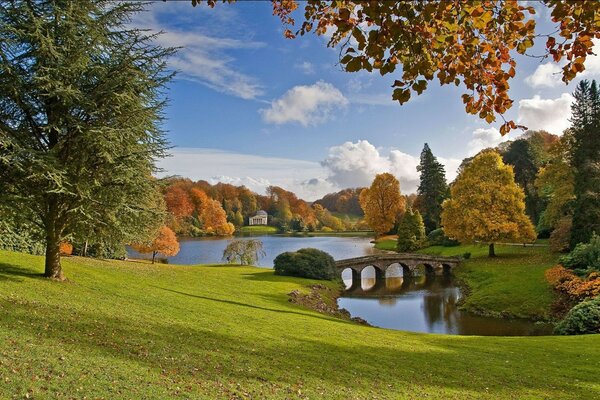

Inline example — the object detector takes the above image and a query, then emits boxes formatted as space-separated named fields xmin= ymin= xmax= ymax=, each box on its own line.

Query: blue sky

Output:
xmin=133 ymin=2 xmax=600 ymax=200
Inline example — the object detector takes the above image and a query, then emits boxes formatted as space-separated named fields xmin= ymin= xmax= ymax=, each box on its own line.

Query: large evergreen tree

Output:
xmin=0 ymin=1 xmax=173 ymax=279
xmin=570 ymin=80 xmax=600 ymax=248
xmin=416 ymin=143 xmax=448 ymax=233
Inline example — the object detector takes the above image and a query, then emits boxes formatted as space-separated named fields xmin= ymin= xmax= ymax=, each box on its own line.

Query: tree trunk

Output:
xmin=44 ymin=234 xmax=64 ymax=280
xmin=488 ymin=243 xmax=496 ymax=257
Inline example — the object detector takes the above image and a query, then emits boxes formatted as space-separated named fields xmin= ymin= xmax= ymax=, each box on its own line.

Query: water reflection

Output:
xmin=338 ymin=276 xmax=553 ymax=336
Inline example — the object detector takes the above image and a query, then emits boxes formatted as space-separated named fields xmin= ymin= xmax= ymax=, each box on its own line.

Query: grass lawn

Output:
xmin=238 ymin=225 xmax=279 ymax=234
xmin=419 ymin=244 xmax=559 ymax=320
xmin=1 ymin=250 xmax=599 ymax=399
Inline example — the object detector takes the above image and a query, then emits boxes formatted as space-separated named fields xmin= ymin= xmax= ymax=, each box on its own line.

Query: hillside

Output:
xmin=1 ymin=251 xmax=599 ymax=399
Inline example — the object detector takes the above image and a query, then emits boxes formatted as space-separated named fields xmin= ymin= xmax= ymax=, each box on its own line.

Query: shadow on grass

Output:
xmin=0 ymin=262 xmax=44 ymax=282
xmin=152 ymin=286 xmax=340 ymax=324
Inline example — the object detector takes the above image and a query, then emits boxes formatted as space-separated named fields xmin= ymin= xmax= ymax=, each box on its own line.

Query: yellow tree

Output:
xmin=441 ymin=150 xmax=536 ymax=257
xmin=359 ymin=173 xmax=405 ymax=237
xmin=132 ymin=225 xmax=180 ymax=264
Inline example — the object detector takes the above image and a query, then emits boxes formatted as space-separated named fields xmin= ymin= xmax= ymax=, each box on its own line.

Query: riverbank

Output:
xmin=1 ymin=250 xmax=598 ymax=399
xmin=418 ymin=244 xmax=558 ymax=320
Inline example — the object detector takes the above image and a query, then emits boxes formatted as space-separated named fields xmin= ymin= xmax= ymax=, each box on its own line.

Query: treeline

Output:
xmin=161 ymin=179 xmax=368 ymax=236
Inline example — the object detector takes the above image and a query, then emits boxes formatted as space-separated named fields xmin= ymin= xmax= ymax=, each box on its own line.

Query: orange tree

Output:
xmin=441 ymin=150 xmax=536 ymax=256
xmin=194 ymin=0 xmax=600 ymax=135
xmin=359 ymin=173 xmax=405 ymax=237
xmin=132 ymin=226 xmax=180 ymax=264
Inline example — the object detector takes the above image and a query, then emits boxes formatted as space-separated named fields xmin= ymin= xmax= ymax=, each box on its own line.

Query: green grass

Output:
xmin=419 ymin=244 xmax=559 ymax=320
xmin=238 ymin=225 xmax=279 ymax=234
xmin=1 ymin=251 xmax=599 ymax=399
xmin=374 ymin=238 xmax=397 ymax=251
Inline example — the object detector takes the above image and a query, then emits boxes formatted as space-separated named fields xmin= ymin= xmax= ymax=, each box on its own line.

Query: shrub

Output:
xmin=559 ymin=233 xmax=600 ymax=275
xmin=426 ymin=228 xmax=459 ymax=247
xmin=59 ymin=242 xmax=73 ymax=256
xmin=273 ymin=248 xmax=336 ymax=280
xmin=554 ymin=296 xmax=600 ymax=335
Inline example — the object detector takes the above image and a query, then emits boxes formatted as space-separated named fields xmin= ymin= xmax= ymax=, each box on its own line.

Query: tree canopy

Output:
xmin=359 ymin=173 xmax=405 ymax=236
xmin=0 ymin=0 xmax=173 ymax=279
xmin=441 ymin=150 xmax=536 ymax=256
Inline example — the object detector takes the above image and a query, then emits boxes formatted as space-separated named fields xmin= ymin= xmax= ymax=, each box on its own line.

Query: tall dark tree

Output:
xmin=502 ymin=139 xmax=543 ymax=225
xmin=416 ymin=143 xmax=448 ymax=233
xmin=0 ymin=1 xmax=173 ymax=279
xmin=570 ymin=80 xmax=600 ymax=248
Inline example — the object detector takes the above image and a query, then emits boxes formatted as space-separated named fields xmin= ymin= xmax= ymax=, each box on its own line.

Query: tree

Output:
xmin=397 ymin=209 xmax=426 ymax=252
xmin=359 ymin=173 xmax=405 ymax=236
xmin=0 ymin=1 xmax=172 ymax=279
xmin=502 ymin=139 xmax=542 ymax=225
xmin=441 ymin=150 xmax=536 ymax=257
xmin=132 ymin=226 xmax=180 ymax=264
xmin=267 ymin=1 xmax=600 ymax=134
xmin=570 ymin=80 xmax=600 ymax=248
xmin=222 ymin=239 xmax=266 ymax=265
xmin=416 ymin=143 xmax=448 ymax=233
xmin=535 ymin=132 xmax=576 ymax=234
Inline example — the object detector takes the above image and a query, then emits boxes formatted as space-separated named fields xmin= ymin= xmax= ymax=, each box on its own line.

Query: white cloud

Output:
xmin=517 ymin=93 xmax=573 ymax=135
xmin=321 ymin=140 xmax=460 ymax=193
xmin=525 ymin=63 xmax=563 ymax=88
xmin=156 ymin=148 xmax=332 ymax=201
xmin=260 ymin=81 xmax=349 ymax=126
xmin=467 ymin=128 xmax=509 ymax=156
xmin=524 ymin=39 xmax=600 ymax=88
xmin=132 ymin=5 xmax=264 ymax=99
xmin=295 ymin=61 xmax=315 ymax=75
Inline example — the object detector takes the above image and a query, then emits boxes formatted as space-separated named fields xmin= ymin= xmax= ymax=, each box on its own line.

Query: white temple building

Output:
xmin=249 ymin=210 xmax=268 ymax=226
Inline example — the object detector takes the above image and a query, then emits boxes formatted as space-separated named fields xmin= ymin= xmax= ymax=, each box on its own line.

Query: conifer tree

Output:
xmin=397 ymin=209 xmax=426 ymax=252
xmin=416 ymin=143 xmax=448 ymax=233
xmin=0 ymin=1 xmax=173 ymax=279
xmin=570 ymin=80 xmax=600 ymax=248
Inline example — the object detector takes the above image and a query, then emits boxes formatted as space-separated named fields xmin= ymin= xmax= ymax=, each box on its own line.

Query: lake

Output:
xmin=338 ymin=272 xmax=553 ymax=336
xmin=128 ymin=234 xmax=382 ymax=267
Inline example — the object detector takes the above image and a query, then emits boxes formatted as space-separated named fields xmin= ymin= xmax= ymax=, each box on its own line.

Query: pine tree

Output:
xmin=0 ymin=1 xmax=173 ymax=279
xmin=416 ymin=143 xmax=448 ymax=233
xmin=570 ymin=80 xmax=600 ymax=248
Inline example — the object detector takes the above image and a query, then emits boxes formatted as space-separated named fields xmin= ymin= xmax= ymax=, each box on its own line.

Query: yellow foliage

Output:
xmin=359 ymin=173 xmax=405 ymax=236
xmin=441 ymin=150 xmax=536 ymax=245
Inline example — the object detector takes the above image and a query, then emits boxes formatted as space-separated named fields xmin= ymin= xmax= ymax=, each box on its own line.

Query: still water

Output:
xmin=338 ymin=271 xmax=553 ymax=336
xmin=128 ymin=235 xmax=382 ymax=267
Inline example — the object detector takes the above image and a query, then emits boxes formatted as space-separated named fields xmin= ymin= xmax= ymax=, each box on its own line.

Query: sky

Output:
xmin=131 ymin=1 xmax=600 ymax=201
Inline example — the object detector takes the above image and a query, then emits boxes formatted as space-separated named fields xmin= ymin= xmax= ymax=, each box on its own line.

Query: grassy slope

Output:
xmin=418 ymin=244 xmax=558 ymax=320
xmin=1 ymin=251 xmax=599 ymax=399
xmin=238 ymin=225 xmax=279 ymax=234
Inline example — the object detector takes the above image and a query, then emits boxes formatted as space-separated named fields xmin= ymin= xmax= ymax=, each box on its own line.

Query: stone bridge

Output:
xmin=335 ymin=254 xmax=461 ymax=290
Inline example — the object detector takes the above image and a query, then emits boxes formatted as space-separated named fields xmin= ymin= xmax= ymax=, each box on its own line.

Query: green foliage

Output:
xmin=416 ymin=143 xmax=448 ymax=232
xmin=0 ymin=0 xmax=172 ymax=278
xmin=426 ymin=228 xmax=459 ymax=247
xmin=570 ymin=80 xmax=600 ymax=248
xmin=222 ymin=239 xmax=265 ymax=266
xmin=559 ymin=233 xmax=600 ymax=275
xmin=397 ymin=209 xmax=426 ymax=252
xmin=273 ymin=248 xmax=336 ymax=280
xmin=554 ymin=296 xmax=600 ymax=335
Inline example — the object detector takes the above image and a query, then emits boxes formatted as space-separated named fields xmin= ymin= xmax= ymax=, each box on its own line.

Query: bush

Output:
xmin=426 ymin=228 xmax=459 ymax=247
xmin=273 ymin=248 xmax=336 ymax=280
xmin=559 ymin=233 xmax=600 ymax=275
xmin=554 ymin=296 xmax=600 ymax=335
